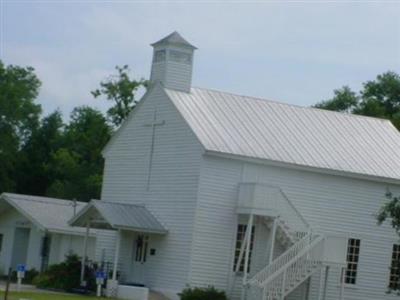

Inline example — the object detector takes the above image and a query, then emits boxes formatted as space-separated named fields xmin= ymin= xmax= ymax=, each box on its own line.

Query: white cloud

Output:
xmin=2 ymin=1 xmax=399 ymax=115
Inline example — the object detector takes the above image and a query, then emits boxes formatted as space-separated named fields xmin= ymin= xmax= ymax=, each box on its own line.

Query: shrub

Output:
xmin=32 ymin=253 xmax=96 ymax=292
xmin=180 ymin=286 xmax=227 ymax=300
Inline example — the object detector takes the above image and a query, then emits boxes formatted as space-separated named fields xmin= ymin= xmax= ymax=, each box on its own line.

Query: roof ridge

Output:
xmin=2 ymin=193 xmax=86 ymax=206
xmin=98 ymin=200 xmax=145 ymax=207
xmin=190 ymin=86 xmax=392 ymax=124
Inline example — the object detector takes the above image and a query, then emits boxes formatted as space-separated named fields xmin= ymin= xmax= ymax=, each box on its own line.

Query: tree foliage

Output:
xmin=377 ymin=191 xmax=400 ymax=233
xmin=45 ymin=107 xmax=111 ymax=201
xmin=0 ymin=61 xmax=42 ymax=193
xmin=314 ymin=71 xmax=400 ymax=129
xmin=16 ymin=110 xmax=64 ymax=196
xmin=91 ymin=65 xmax=148 ymax=127
xmin=0 ymin=61 xmax=112 ymax=202
xmin=314 ymin=86 xmax=359 ymax=113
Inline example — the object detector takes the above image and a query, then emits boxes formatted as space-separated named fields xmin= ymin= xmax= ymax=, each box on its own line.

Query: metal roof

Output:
xmin=151 ymin=31 xmax=197 ymax=49
xmin=0 ymin=193 xmax=93 ymax=236
xmin=165 ymin=87 xmax=400 ymax=182
xmin=69 ymin=200 xmax=167 ymax=234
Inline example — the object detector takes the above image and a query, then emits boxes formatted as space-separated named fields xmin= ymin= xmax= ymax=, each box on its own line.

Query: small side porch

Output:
xmin=69 ymin=200 xmax=168 ymax=300
xmin=233 ymin=183 xmax=348 ymax=300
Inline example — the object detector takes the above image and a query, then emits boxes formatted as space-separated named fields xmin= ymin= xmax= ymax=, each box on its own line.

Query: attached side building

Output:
xmin=0 ymin=193 xmax=97 ymax=275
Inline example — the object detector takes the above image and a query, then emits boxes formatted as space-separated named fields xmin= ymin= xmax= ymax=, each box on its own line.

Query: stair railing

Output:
xmin=247 ymin=234 xmax=325 ymax=300
xmin=247 ymin=232 xmax=316 ymax=287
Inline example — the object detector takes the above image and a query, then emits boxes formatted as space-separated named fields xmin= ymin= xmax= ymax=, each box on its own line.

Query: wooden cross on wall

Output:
xmin=144 ymin=109 xmax=165 ymax=190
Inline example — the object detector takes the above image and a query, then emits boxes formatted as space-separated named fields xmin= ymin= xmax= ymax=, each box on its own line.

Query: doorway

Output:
xmin=11 ymin=227 xmax=30 ymax=270
xmin=130 ymin=233 xmax=149 ymax=285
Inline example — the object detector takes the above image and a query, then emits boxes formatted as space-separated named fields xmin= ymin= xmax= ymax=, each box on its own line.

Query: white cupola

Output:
xmin=150 ymin=31 xmax=197 ymax=93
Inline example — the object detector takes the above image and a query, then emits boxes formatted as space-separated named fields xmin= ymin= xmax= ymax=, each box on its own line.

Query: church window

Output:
xmin=233 ymin=224 xmax=255 ymax=273
xmin=389 ymin=244 xmax=400 ymax=289
xmin=345 ymin=238 xmax=361 ymax=284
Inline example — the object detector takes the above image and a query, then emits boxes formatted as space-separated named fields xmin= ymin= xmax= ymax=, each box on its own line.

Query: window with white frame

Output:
xmin=389 ymin=244 xmax=400 ymax=290
xmin=345 ymin=238 xmax=361 ymax=284
xmin=233 ymin=224 xmax=255 ymax=273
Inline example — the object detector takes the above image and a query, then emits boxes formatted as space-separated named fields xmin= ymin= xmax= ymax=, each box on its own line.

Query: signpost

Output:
xmin=16 ymin=264 xmax=26 ymax=292
xmin=4 ymin=268 xmax=11 ymax=300
xmin=96 ymin=271 xmax=106 ymax=297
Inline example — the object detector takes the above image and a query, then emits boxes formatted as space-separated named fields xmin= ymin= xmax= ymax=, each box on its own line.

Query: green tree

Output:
xmin=16 ymin=110 xmax=64 ymax=196
xmin=377 ymin=191 xmax=400 ymax=233
xmin=314 ymin=71 xmax=400 ymax=129
xmin=91 ymin=65 xmax=148 ymax=127
xmin=314 ymin=86 xmax=359 ymax=113
xmin=46 ymin=106 xmax=111 ymax=201
xmin=0 ymin=61 xmax=42 ymax=193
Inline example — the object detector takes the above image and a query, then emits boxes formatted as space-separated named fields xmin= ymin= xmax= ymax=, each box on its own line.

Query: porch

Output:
xmin=234 ymin=183 xmax=348 ymax=300
xmin=69 ymin=200 xmax=167 ymax=299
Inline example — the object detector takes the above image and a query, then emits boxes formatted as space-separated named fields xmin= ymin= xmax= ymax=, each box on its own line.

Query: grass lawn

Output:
xmin=0 ymin=291 xmax=118 ymax=300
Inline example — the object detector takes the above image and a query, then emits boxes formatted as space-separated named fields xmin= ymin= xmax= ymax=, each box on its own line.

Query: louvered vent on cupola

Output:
xmin=150 ymin=31 xmax=197 ymax=93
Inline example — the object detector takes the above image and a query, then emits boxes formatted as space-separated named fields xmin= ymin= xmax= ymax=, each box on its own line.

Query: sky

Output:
xmin=1 ymin=1 xmax=400 ymax=118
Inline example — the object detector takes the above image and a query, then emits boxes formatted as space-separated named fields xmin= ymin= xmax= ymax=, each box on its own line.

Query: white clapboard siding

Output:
xmin=95 ymin=230 xmax=117 ymax=265
xmin=189 ymin=154 xmax=400 ymax=300
xmin=101 ymin=84 xmax=203 ymax=294
xmin=163 ymin=61 xmax=193 ymax=92
xmin=49 ymin=234 xmax=96 ymax=266
xmin=189 ymin=156 xmax=243 ymax=291
xmin=0 ymin=209 xmax=44 ymax=273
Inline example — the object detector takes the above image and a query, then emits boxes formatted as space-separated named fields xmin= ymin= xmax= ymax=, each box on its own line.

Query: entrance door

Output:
xmin=11 ymin=228 xmax=30 ymax=270
xmin=130 ymin=233 xmax=149 ymax=285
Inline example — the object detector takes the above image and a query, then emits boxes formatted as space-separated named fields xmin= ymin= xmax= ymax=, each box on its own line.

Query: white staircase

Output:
xmin=237 ymin=183 xmax=326 ymax=300
xmin=246 ymin=232 xmax=324 ymax=300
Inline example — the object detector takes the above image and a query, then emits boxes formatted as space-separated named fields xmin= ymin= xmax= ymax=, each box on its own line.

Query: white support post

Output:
xmin=339 ymin=267 xmax=345 ymax=300
xmin=241 ymin=214 xmax=254 ymax=300
xmin=80 ymin=221 xmax=90 ymax=285
xmin=112 ymin=229 xmax=121 ymax=281
xmin=317 ymin=266 xmax=325 ymax=300
xmin=269 ymin=218 xmax=278 ymax=264
xmin=235 ymin=226 xmax=250 ymax=273
xmin=97 ymin=283 xmax=102 ymax=297
xmin=280 ymin=269 xmax=287 ymax=300
xmin=322 ymin=266 xmax=330 ymax=300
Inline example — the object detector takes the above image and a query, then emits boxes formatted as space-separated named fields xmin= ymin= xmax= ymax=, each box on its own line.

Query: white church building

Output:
xmin=69 ymin=32 xmax=400 ymax=300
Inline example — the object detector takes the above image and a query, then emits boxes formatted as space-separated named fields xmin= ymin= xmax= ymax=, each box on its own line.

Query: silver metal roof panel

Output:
xmin=165 ymin=87 xmax=400 ymax=181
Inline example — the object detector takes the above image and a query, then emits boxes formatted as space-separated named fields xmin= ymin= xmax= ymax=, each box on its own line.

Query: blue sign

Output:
xmin=17 ymin=264 xmax=26 ymax=272
xmin=96 ymin=271 xmax=106 ymax=279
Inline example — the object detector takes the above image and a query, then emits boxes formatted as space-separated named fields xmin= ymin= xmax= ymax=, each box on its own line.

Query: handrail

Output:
xmin=247 ymin=232 xmax=317 ymax=287
xmin=258 ymin=234 xmax=323 ymax=288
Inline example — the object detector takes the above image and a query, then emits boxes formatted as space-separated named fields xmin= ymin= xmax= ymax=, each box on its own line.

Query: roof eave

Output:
xmin=113 ymin=224 xmax=167 ymax=235
xmin=0 ymin=193 xmax=47 ymax=232
xmin=47 ymin=227 xmax=97 ymax=237
xmin=205 ymin=150 xmax=400 ymax=186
